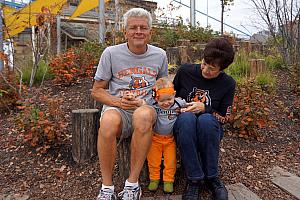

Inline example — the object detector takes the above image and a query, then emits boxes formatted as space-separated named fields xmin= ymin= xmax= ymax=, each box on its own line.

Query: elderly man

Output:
xmin=91 ymin=7 xmax=168 ymax=200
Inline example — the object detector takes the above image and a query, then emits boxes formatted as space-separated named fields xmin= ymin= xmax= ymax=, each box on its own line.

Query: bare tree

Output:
xmin=113 ymin=0 xmax=120 ymax=45
xmin=29 ymin=7 xmax=54 ymax=88
xmin=220 ymin=0 xmax=234 ymax=35
xmin=249 ymin=0 xmax=300 ymax=65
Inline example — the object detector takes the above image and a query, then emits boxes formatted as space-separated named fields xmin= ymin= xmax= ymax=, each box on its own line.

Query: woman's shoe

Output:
xmin=148 ymin=180 xmax=160 ymax=191
xmin=163 ymin=182 xmax=174 ymax=193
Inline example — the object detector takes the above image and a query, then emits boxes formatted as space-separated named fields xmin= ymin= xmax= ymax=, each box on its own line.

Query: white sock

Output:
xmin=101 ymin=184 xmax=114 ymax=191
xmin=125 ymin=179 xmax=139 ymax=188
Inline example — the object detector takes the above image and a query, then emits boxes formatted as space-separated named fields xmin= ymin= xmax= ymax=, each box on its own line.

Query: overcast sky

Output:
xmin=154 ymin=0 xmax=264 ymax=38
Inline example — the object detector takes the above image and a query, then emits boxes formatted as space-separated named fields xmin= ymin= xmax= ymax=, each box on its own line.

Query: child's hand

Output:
xmin=123 ymin=91 xmax=136 ymax=101
xmin=137 ymin=99 xmax=146 ymax=107
xmin=181 ymin=102 xmax=205 ymax=114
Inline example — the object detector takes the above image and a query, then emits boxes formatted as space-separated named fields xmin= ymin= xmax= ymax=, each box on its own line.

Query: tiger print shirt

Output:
xmin=173 ymin=64 xmax=236 ymax=124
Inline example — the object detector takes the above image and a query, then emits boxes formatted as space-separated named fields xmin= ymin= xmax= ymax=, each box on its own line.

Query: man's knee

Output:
xmin=99 ymin=110 xmax=122 ymax=139
xmin=133 ymin=105 xmax=156 ymax=132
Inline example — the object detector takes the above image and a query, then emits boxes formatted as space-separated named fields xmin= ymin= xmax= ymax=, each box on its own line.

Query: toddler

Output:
xmin=146 ymin=77 xmax=186 ymax=193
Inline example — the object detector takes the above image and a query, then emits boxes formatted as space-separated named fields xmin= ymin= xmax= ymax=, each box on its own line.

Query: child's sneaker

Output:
xmin=148 ymin=180 xmax=160 ymax=191
xmin=96 ymin=188 xmax=116 ymax=200
xmin=163 ymin=182 xmax=174 ymax=193
xmin=118 ymin=185 xmax=142 ymax=200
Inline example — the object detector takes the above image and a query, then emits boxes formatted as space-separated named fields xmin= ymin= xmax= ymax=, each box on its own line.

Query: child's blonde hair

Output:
xmin=155 ymin=77 xmax=174 ymax=90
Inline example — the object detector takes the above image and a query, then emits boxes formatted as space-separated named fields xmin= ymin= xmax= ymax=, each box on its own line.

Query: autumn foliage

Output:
xmin=49 ymin=49 xmax=92 ymax=85
xmin=0 ymin=54 xmax=20 ymax=111
xmin=49 ymin=42 xmax=104 ymax=85
xmin=15 ymin=97 xmax=67 ymax=152
xmin=228 ymin=79 xmax=272 ymax=141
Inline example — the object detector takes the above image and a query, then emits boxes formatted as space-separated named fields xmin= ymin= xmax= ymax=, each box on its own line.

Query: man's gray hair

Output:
xmin=123 ymin=8 xmax=153 ymax=29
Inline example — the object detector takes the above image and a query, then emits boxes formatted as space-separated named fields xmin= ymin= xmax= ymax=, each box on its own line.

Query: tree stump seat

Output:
xmin=71 ymin=107 xmax=148 ymax=183
xmin=71 ymin=109 xmax=100 ymax=163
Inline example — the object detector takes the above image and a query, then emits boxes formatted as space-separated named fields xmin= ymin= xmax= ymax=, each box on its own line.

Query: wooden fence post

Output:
xmin=178 ymin=45 xmax=189 ymax=64
xmin=72 ymin=109 xmax=100 ymax=163
xmin=166 ymin=47 xmax=180 ymax=66
xmin=249 ymin=59 xmax=266 ymax=77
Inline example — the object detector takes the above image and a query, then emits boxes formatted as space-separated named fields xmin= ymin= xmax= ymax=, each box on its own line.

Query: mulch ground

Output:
xmin=0 ymin=68 xmax=299 ymax=200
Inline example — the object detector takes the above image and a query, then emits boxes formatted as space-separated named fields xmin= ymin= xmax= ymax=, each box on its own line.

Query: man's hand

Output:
xmin=119 ymin=92 xmax=142 ymax=110
xmin=181 ymin=102 xmax=205 ymax=114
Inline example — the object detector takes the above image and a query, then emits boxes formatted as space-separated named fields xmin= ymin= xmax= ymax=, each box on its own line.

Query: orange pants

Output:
xmin=147 ymin=133 xmax=176 ymax=182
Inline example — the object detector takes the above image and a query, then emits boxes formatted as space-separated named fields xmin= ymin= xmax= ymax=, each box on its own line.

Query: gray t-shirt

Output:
xmin=147 ymin=98 xmax=186 ymax=135
xmin=94 ymin=43 xmax=168 ymax=105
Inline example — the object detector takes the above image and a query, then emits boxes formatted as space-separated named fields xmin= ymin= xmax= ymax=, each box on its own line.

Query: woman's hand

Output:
xmin=181 ymin=102 xmax=205 ymax=114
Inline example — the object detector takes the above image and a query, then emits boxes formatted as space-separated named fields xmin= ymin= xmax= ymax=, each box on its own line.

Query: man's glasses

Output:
xmin=127 ymin=25 xmax=150 ymax=33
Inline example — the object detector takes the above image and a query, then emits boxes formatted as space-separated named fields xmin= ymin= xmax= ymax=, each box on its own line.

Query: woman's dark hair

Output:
xmin=203 ymin=38 xmax=235 ymax=71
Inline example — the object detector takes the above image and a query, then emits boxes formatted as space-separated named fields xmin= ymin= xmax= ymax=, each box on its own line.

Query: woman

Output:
xmin=173 ymin=38 xmax=236 ymax=200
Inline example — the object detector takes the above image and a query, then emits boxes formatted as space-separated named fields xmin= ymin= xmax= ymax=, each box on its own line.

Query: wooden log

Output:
xmin=71 ymin=109 xmax=100 ymax=163
xmin=249 ymin=59 xmax=266 ymax=77
xmin=118 ymin=137 xmax=149 ymax=185
xmin=257 ymin=59 xmax=266 ymax=73
xmin=178 ymin=45 xmax=189 ymax=64
xmin=249 ymin=59 xmax=257 ymax=76
xmin=166 ymin=47 xmax=180 ymax=66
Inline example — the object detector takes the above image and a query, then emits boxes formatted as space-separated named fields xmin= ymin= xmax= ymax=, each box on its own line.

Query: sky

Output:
xmin=153 ymin=0 xmax=265 ymax=38
xmin=11 ymin=0 xmax=264 ymax=38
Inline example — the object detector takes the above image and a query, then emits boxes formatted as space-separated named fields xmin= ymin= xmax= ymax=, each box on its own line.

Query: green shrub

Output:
xmin=265 ymin=55 xmax=284 ymax=70
xmin=21 ymin=60 xmax=53 ymax=85
xmin=255 ymin=72 xmax=276 ymax=92
xmin=75 ymin=41 xmax=104 ymax=59
xmin=150 ymin=23 xmax=213 ymax=48
xmin=35 ymin=60 xmax=53 ymax=83
xmin=21 ymin=60 xmax=32 ymax=84
xmin=160 ymin=28 xmax=180 ymax=48
xmin=180 ymin=25 xmax=214 ymax=42
xmin=226 ymin=51 xmax=250 ymax=79
xmin=249 ymin=51 xmax=264 ymax=59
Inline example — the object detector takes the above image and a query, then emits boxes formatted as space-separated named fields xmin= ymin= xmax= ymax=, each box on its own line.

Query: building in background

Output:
xmin=249 ymin=30 xmax=271 ymax=44
xmin=11 ymin=0 xmax=157 ymax=67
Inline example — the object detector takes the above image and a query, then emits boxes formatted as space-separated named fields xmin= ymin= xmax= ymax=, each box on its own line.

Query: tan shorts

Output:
xmin=100 ymin=105 xmax=134 ymax=139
